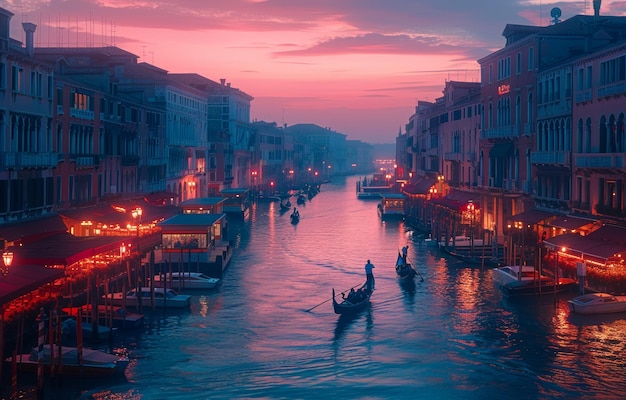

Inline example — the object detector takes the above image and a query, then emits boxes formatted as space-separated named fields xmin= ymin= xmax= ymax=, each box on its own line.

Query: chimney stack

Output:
xmin=593 ymin=0 xmax=601 ymax=17
xmin=22 ymin=22 xmax=36 ymax=56
xmin=220 ymin=78 xmax=226 ymax=86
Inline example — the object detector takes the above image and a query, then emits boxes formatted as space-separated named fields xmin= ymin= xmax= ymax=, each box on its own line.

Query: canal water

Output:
xmin=4 ymin=175 xmax=626 ymax=399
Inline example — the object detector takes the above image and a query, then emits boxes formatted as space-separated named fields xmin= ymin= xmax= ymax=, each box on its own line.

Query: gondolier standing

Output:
xmin=365 ymin=259 xmax=375 ymax=291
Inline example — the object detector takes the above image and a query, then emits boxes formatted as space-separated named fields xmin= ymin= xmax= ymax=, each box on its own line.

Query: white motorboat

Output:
xmin=491 ymin=265 xmax=546 ymax=287
xmin=568 ymin=292 xmax=626 ymax=315
xmin=102 ymin=287 xmax=191 ymax=309
xmin=153 ymin=272 xmax=221 ymax=290
xmin=7 ymin=344 xmax=129 ymax=377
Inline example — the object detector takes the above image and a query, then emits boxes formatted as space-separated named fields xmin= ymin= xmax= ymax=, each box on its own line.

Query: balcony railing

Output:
xmin=1 ymin=152 xmax=59 ymax=168
xmin=480 ymin=125 xmax=520 ymax=139
xmin=575 ymin=90 xmax=592 ymax=103
xmin=530 ymin=150 xmax=570 ymax=166
xmin=70 ymin=108 xmax=95 ymax=120
xmin=444 ymin=152 xmax=462 ymax=162
xmin=597 ymin=82 xmax=626 ymax=98
xmin=574 ymin=153 xmax=626 ymax=169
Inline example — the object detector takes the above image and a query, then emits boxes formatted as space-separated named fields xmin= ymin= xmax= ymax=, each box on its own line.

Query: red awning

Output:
xmin=0 ymin=215 xmax=67 ymax=244
xmin=509 ymin=209 xmax=557 ymax=225
xmin=548 ymin=215 xmax=596 ymax=231
xmin=544 ymin=233 xmax=626 ymax=261
xmin=403 ymin=177 xmax=437 ymax=195
xmin=10 ymin=232 xmax=131 ymax=266
xmin=0 ymin=264 xmax=65 ymax=304
xmin=431 ymin=190 xmax=479 ymax=211
xmin=588 ymin=225 xmax=626 ymax=246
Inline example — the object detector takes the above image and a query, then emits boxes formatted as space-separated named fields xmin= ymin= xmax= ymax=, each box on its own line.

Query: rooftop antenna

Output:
xmin=550 ymin=7 xmax=562 ymax=25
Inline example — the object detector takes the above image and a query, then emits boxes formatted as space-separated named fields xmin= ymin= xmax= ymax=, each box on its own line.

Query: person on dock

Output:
xmin=365 ymin=259 xmax=375 ymax=291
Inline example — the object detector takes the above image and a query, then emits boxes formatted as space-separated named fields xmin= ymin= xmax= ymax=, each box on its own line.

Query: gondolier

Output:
xmin=365 ymin=259 xmax=375 ymax=291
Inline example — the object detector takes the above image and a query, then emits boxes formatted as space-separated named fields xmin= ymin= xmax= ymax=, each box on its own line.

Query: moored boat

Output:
xmin=491 ymin=265 xmax=546 ymax=287
xmin=153 ymin=272 xmax=221 ymax=290
xmin=568 ymin=292 xmax=626 ymax=315
xmin=332 ymin=283 xmax=372 ymax=315
xmin=102 ymin=287 xmax=191 ymax=309
xmin=7 ymin=344 xmax=129 ymax=377
xmin=501 ymin=277 xmax=577 ymax=297
xmin=62 ymin=305 xmax=144 ymax=329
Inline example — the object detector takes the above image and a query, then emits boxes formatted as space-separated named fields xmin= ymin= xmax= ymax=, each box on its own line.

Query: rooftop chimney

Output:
xmin=22 ymin=22 xmax=36 ymax=57
xmin=593 ymin=0 xmax=601 ymax=17
xmin=220 ymin=78 xmax=226 ymax=86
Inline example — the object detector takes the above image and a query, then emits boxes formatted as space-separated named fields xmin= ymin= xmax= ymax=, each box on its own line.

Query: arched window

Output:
xmin=599 ymin=115 xmax=608 ymax=153
xmin=585 ymin=118 xmax=592 ymax=153
xmin=577 ymin=119 xmax=583 ymax=153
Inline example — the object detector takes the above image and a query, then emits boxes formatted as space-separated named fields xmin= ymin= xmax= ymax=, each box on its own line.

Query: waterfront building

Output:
xmin=250 ymin=120 xmax=296 ymax=193
xmin=34 ymin=47 xmax=170 ymax=204
xmin=170 ymin=74 xmax=254 ymax=194
xmin=439 ymin=81 xmax=481 ymax=190
xmin=571 ymin=39 xmax=626 ymax=221
xmin=0 ymin=10 xmax=56 ymax=222
xmin=283 ymin=123 xmax=348 ymax=181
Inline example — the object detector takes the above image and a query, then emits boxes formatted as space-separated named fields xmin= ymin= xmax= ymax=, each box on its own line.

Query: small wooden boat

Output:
xmin=7 ymin=344 xmax=129 ymax=377
xmin=153 ymin=272 xmax=221 ymax=290
xmin=568 ymin=292 xmax=626 ymax=315
xmin=501 ymin=277 xmax=576 ymax=297
xmin=332 ymin=283 xmax=372 ymax=315
xmin=297 ymin=194 xmax=306 ymax=205
xmin=63 ymin=305 xmax=144 ymax=330
xmin=102 ymin=287 xmax=191 ymax=309
xmin=395 ymin=253 xmax=416 ymax=281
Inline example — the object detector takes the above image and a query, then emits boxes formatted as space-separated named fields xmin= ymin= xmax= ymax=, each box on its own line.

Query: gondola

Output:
xmin=395 ymin=253 xmax=417 ymax=282
xmin=280 ymin=202 xmax=291 ymax=212
xmin=297 ymin=194 xmax=306 ymax=205
xmin=332 ymin=283 xmax=372 ymax=315
xmin=290 ymin=212 xmax=300 ymax=224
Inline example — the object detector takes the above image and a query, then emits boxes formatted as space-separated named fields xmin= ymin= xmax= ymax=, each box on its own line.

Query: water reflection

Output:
xmin=5 ymin=176 xmax=626 ymax=399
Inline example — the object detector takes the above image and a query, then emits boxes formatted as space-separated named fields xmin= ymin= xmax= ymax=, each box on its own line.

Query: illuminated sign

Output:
xmin=498 ymin=84 xmax=510 ymax=95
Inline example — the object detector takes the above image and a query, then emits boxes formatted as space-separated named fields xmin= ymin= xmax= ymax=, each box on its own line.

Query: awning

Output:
xmin=431 ymin=190 xmax=480 ymax=211
xmin=544 ymin=233 xmax=626 ymax=261
xmin=588 ymin=225 xmax=626 ymax=246
xmin=0 ymin=215 xmax=67 ymax=244
xmin=543 ymin=233 xmax=626 ymax=261
xmin=548 ymin=215 xmax=596 ymax=231
xmin=403 ymin=177 xmax=437 ymax=195
xmin=509 ymin=209 xmax=558 ymax=225
xmin=489 ymin=142 xmax=514 ymax=158
xmin=0 ymin=264 xmax=65 ymax=304
xmin=10 ymin=232 xmax=130 ymax=266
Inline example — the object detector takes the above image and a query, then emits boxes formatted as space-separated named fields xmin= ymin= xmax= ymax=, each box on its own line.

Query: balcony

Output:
xmin=1 ymin=152 xmax=59 ymax=168
xmin=575 ymin=90 xmax=592 ymax=103
xmin=70 ymin=107 xmax=95 ymax=120
xmin=574 ymin=153 xmax=626 ymax=169
xmin=597 ymin=82 xmax=626 ymax=98
xmin=70 ymin=154 xmax=99 ymax=167
xmin=444 ymin=152 xmax=462 ymax=162
xmin=481 ymin=125 xmax=520 ymax=139
xmin=530 ymin=150 xmax=570 ymax=166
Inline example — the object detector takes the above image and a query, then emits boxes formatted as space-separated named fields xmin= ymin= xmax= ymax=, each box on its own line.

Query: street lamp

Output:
xmin=132 ymin=207 xmax=142 ymax=255
xmin=1 ymin=251 xmax=14 ymax=276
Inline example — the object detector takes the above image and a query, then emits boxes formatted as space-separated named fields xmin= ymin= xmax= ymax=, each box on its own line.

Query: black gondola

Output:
xmin=332 ymin=283 xmax=372 ymax=315
xmin=395 ymin=253 xmax=416 ymax=281
xmin=290 ymin=211 xmax=300 ymax=224
xmin=280 ymin=202 xmax=291 ymax=212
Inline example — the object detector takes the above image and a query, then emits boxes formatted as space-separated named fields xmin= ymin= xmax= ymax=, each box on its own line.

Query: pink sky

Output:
xmin=5 ymin=0 xmax=622 ymax=143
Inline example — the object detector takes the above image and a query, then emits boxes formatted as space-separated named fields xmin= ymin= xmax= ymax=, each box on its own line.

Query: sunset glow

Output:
xmin=6 ymin=0 xmax=623 ymax=142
